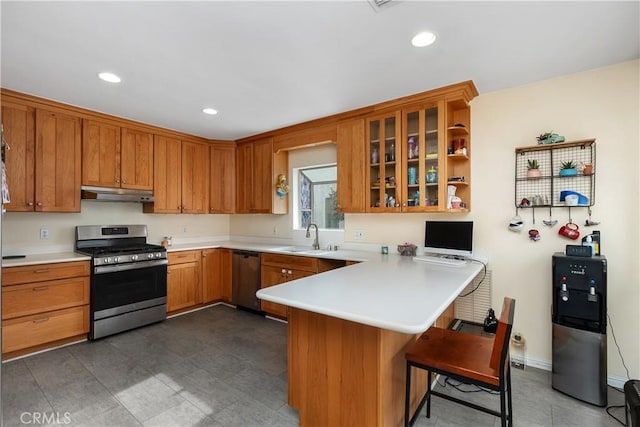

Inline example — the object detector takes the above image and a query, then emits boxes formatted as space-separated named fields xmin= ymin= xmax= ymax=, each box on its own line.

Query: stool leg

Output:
xmin=426 ymin=371 xmax=432 ymax=419
xmin=405 ymin=363 xmax=411 ymax=427
xmin=500 ymin=385 xmax=507 ymax=427
xmin=507 ymin=364 xmax=513 ymax=426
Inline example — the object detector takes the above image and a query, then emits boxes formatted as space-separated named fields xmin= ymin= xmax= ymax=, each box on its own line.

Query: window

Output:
xmin=296 ymin=164 xmax=344 ymax=230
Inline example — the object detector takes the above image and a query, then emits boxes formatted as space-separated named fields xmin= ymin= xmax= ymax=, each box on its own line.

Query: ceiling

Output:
xmin=2 ymin=1 xmax=638 ymax=140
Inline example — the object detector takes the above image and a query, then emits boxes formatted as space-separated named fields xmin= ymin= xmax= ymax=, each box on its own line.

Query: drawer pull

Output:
xmin=32 ymin=317 xmax=49 ymax=324
xmin=33 ymin=269 xmax=51 ymax=274
xmin=32 ymin=286 xmax=49 ymax=291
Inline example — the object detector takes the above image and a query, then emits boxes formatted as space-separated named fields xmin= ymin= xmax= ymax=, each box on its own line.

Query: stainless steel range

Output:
xmin=75 ymin=225 xmax=167 ymax=339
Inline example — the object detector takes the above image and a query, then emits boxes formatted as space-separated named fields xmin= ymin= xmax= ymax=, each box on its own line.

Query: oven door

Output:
xmin=92 ymin=259 xmax=167 ymax=320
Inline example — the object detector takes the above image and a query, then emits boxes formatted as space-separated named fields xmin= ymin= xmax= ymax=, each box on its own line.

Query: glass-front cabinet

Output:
xmin=402 ymin=102 xmax=443 ymax=211
xmin=366 ymin=112 xmax=401 ymax=212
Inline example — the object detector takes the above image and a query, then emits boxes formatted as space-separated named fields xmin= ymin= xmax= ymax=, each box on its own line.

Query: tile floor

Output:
xmin=1 ymin=305 xmax=627 ymax=426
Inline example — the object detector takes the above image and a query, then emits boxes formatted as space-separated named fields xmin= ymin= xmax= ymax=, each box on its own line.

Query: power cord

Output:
xmin=606 ymin=312 xmax=631 ymax=426
xmin=458 ymin=259 xmax=487 ymax=297
xmin=436 ymin=376 xmax=500 ymax=395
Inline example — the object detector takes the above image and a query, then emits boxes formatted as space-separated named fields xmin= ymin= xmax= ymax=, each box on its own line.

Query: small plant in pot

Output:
xmin=526 ymin=159 xmax=542 ymax=178
xmin=559 ymin=160 xmax=578 ymax=177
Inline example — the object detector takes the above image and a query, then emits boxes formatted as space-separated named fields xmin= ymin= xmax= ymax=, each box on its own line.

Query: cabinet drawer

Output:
xmin=2 ymin=306 xmax=89 ymax=354
xmin=261 ymin=253 xmax=318 ymax=273
xmin=2 ymin=276 xmax=90 ymax=320
xmin=2 ymin=261 xmax=90 ymax=286
xmin=168 ymin=250 xmax=200 ymax=264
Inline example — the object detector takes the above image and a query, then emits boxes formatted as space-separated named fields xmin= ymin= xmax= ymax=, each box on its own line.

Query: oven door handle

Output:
xmin=94 ymin=259 xmax=168 ymax=274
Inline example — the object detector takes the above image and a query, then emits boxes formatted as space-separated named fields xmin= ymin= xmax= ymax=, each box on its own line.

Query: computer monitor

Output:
xmin=424 ymin=220 xmax=473 ymax=258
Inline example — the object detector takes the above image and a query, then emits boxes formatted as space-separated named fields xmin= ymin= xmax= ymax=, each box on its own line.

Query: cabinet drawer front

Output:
xmin=168 ymin=251 xmax=200 ymax=264
xmin=261 ymin=253 xmax=318 ymax=272
xmin=2 ymin=261 xmax=90 ymax=286
xmin=2 ymin=306 xmax=89 ymax=354
xmin=2 ymin=276 xmax=90 ymax=320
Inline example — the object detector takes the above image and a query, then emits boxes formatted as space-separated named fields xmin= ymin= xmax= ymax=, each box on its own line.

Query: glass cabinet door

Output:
xmin=402 ymin=103 xmax=442 ymax=211
xmin=366 ymin=113 xmax=401 ymax=212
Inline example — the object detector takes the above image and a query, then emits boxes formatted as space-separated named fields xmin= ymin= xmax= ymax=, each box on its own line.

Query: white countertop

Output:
xmin=2 ymin=252 xmax=91 ymax=267
xmin=257 ymin=254 xmax=485 ymax=334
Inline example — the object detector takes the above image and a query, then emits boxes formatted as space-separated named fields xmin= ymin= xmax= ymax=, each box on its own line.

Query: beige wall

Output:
xmin=2 ymin=202 xmax=230 ymax=250
xmin=2 ymin=60 xmax=637 ymax=379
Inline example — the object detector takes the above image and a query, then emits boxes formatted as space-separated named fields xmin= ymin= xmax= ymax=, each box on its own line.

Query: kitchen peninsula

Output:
xmin=257 ymin=255 xmax=484 ymax=427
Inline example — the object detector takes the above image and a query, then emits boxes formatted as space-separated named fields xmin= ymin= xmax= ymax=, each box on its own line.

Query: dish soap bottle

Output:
xmin=582 ymin=235 xmax=595 ymax=256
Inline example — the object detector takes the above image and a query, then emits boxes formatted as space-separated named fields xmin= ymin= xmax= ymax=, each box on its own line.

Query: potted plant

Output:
xmin=526 ymin=159 xmax=541 ymax=178
xmin=537 ymin=131 xmax=565 ymax=145
xmin=559 ymin=160 xmax=578 ymax=176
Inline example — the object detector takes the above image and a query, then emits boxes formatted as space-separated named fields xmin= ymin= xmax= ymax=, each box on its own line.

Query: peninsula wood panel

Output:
xmin=210 ymin=144 xmax=236 ymax=213
xmin=288 ymin=307 xmax=429 ymax=427
xmin=1 ymin=100 xmax=35 ymax=212
xmin=82 ymin=119 xmax=121 ymax=188
xmin=35 ymin=109 xmax=82 ymax=212
xmin=120 ymin=127 xmax=153 ymax=190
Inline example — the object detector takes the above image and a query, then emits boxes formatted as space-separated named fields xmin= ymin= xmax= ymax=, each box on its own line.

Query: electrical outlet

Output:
xmin=182 ymin=225 xmax=188 ymax=233
xmin=40 ymin=228 xmax=49 ymax=240
xmin=354 ymin=230 xmax=364 ymax=240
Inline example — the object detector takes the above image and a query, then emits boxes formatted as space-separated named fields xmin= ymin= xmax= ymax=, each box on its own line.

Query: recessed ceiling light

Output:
xmin=411 ymin=32 xmax=437 ymax=47
xmin=202 ymin=108 xmax=218 ymax=115
xmin=98 ymin=72 xmax=121 ymax=83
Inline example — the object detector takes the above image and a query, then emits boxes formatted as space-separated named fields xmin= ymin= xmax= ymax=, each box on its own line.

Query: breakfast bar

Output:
xmin=257 ymin=255 xmax=484 ymax=426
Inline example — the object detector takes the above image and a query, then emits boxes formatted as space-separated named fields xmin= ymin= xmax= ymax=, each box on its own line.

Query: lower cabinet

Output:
xmin=1 ymin=261 xmax=90 ymax=358
xmin=167 ymin=251 xmax=201 ymax=313
xmin=202 ymin=248 xmax=233 ymax=304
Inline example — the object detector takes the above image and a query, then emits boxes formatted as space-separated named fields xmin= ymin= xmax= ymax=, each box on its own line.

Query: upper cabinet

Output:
xmin=2 ymin=103 xmax=81 ymax=212
xmin=34 ymin=109 xmax=82 ymax=212
xmin=82 ymin=121 xmax=153 ymax=190
xmin=1 ymin=100 xmax=35 ymax=212
xmin=144 ymin=136 xmax=209 ymax=214
xmin=236 ymin=137 xmax=287 ymax=214
xmin=210 ymin=143 xmax=236 ymax=214
xmin=361 ymin=82 xmax=475 ymax=213
xmin=336 ymin=119 xmax=366 ymax=213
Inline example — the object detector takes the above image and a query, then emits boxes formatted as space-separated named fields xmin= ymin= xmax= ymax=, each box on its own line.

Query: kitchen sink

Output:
xmin=272 ymin=246 xmax=330 ymax=256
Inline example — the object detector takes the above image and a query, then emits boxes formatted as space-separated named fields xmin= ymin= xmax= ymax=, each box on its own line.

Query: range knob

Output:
xmin=114 ymin=256 xmax=120 ymax=263
xmin=131 ymin=255 xmax=139 ymax=261
xmin=155 ymin=252 xmax=162 ymax=258
xmin=105 ymin=257 xmax=112 ymax=264
xmin=147 ymin=253 xmax=154 ymax=259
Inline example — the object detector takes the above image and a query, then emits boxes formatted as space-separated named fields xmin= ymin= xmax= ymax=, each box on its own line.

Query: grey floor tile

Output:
xmin=1 ymin=359 xmax=55 ymax=427
xmin=113 ymin=375 xmax=185 ymax=422
xmin=221 ymin=366 xmax=288 ymax=410
xmin=73 ymin=405 xmax=142 ymax=427
xmin=142 ymin=400 xmax=211 ymax=427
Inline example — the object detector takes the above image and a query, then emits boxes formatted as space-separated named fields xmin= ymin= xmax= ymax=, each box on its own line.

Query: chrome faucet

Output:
xmin=306 ymin=223 xmax=320 ymax=250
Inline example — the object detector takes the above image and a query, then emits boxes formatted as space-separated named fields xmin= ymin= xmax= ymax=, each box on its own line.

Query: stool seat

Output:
xmin=405 ymin=327 xmax=499 ymax=387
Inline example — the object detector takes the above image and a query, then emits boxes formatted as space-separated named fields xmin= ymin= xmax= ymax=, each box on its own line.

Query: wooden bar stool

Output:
xmin=404 ymin=297 xmax=516 ymax=427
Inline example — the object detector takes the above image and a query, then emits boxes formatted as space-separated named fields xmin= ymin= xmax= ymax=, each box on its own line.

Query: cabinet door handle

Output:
xmin=32 ymin=317 xmax=49 ymax=324
xmin=36 ymin=202 xmax=43 ymax=207
xmin=115 ymin=179 xmax=120 ymax=184
xmin=33 ymin=269 xmax=50 ymax=274
xmin=287 ymin=270 xmax=292 ymax=276
xmin=122 ymin=180 xmax=127 ymax=184
xmin=32 ymin=286 xmax=49 ymax=291
xmin=27 ymin=201 xmax=34 ymax=207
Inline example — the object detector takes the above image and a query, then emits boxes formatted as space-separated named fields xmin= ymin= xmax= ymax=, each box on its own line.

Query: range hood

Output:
xmin=81 ymin=186 xmax=154 ymax=203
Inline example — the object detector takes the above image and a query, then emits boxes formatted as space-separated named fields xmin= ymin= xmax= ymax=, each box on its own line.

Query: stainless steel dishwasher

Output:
xmin=232 ymin=250 xmax=261 ymax=312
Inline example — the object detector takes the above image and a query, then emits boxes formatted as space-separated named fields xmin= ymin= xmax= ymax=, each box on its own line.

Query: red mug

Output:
xmin=558 ymin=222 xmax=580 ymax=240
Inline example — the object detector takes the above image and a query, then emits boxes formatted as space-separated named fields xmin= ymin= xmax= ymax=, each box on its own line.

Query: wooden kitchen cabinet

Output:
xmin=181 ymin=141 xmax=210 ymax=214
xmin=336 ymin=118 xmax=366 ymax=213
xmin=1 ymin=260 xmax=90 ymax=359
xmin=260 ymin=253 xmax=319 ymax=319
xmin=221 ymin=249 xmax=233 ymax=303
xmin=202 ymin=248 xmax=224 ymax=303
xmin=209 ymin=143 xmax=236 ymax=213
xmin=1 ymin=105 xmax=81 ymax=213
xmin=83 ymin=122 xmax=153 ymax=190
xmin=167 ymin=251 xmax=202 ymax=313
xmin=236 ymin=137 xmax=287 ymax=214
xmin=1 ymin=100 xmax=35 ymax=212
xmin=145 ymin=136 xmax=209 ymax=214
xmin=120 ymin=128 xmax=154 ymax=190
